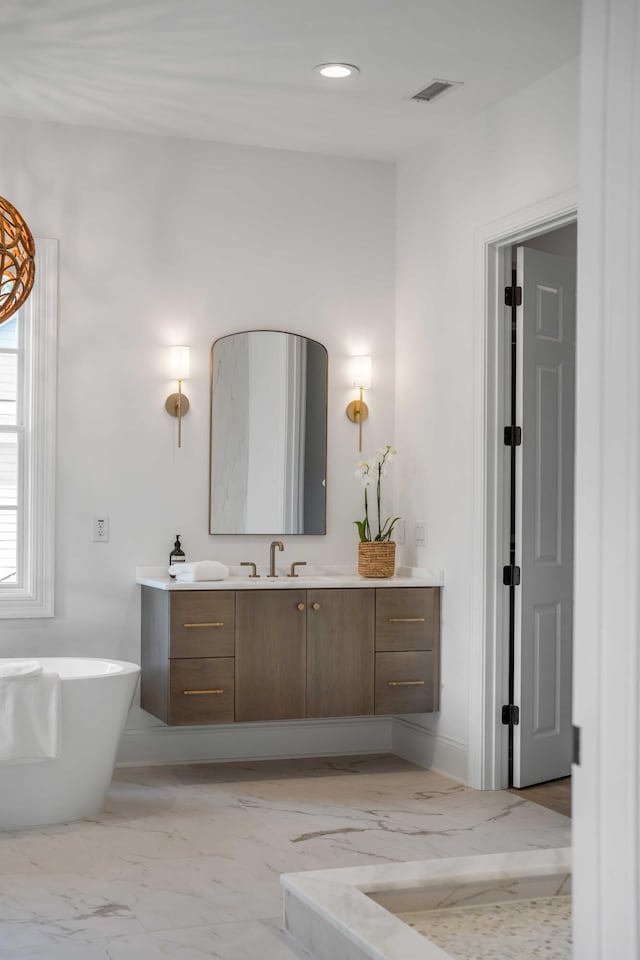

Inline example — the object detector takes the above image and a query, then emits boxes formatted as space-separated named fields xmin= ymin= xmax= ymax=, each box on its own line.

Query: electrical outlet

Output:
xmin=395 ymin=518 xmax=406 ymax=544
xmin=415 ymin=521 xmax=425 ymax=545
xmin=93 ymin=516 xmax=110 ymax=542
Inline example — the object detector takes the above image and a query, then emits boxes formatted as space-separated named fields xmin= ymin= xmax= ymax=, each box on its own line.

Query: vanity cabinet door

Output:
xmin=375 ymin=588 xmax=440 ymax=652
xmin=306 ymin=589 xmax=375 ymax=718
xmin=170 ymin=591 xmax=235 ymax=658
xmin=169 ymin=658 xmax=235 ymax=725
xmin=235 ymin=591 xmax=307 ymax=721
xmin=375 ymin=651 xmax=434 ymax=714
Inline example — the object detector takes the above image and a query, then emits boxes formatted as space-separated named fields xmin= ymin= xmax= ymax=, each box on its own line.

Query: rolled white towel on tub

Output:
xmin=168 ymin=560 xmax=229 ymax=582
xmin=0 ymin=667 xmax=60 ymax=763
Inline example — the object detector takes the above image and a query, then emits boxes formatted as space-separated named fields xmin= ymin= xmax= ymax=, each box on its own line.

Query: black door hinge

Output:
xmin=502 ymin=704 xmax=520 ymax=726
xmin=572 ymin=725 xmax=581 ymax=766
xmin=504 ymin=426 xmax=522 ymax=446
xmin=503 ymin=564 xmax=521 ymax=587
xmin=505 ymin=285 xmax=522 ymax=307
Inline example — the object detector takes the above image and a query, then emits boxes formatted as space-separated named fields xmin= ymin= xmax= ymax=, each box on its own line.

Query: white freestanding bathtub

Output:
xmin=0 ymin=657 xmax=140 ymax=831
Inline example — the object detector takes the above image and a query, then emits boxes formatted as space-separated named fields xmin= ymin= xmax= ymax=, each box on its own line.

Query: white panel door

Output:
xmin=513 ymin=246 xmax=576 ymax=788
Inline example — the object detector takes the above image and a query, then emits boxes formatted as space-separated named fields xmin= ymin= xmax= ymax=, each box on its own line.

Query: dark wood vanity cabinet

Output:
xmin=235 ymin=591 xmax=307 ymax=722
xmin=140 ymin=585 xmax=440 ymax=726
xmin=169 ymin=591 xmax=235 ymax=658
xmin=141 ymin=589 xmax=236 ymax=725
xmin=169 ymin=657 xmax=235 ymax=725
xmin=374 ymin=588 xmax=441 ymax=715
xmin=306 ymin=589 xmax=375 ymax=718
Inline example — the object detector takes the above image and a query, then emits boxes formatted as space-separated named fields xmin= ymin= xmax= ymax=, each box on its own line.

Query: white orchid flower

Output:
xmin=354 ymin=443 xmax=400 ymax=544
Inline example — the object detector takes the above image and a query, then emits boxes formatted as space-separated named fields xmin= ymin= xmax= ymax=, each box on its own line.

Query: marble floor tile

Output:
xmin=0 ymin=919 xmax=312 ymax=960
xmin=0 ymin=754 xmax=570 ymax=959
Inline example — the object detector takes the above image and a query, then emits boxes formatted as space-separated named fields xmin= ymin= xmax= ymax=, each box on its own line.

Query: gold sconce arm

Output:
xmin=346 ymin=387 xmax=370 ymax=452
xmin=346 ymin=356 xmax=372 ymax=452
xmin=165 ymin=346 xmax=191 ymax=449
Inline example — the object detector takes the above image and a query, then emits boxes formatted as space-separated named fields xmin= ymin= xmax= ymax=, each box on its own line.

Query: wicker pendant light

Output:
xmin=0 ymin=196 xmax=35 ymax=325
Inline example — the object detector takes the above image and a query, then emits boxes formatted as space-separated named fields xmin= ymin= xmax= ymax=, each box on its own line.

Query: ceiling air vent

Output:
xmin=411 ymin=79 xmax=461 ymax=103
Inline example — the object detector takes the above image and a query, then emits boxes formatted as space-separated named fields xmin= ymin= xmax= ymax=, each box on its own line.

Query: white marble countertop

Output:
xmin=136 ymin=564 xmax=444 ymax=591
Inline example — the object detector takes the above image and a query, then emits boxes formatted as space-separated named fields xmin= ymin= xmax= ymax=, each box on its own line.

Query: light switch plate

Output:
xmin=415 ymin=521 xmax=425 ymax=544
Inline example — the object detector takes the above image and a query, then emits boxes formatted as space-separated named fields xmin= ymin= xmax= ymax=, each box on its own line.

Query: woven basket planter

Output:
xmin=358 ymin=541 xmax=396 ymax=579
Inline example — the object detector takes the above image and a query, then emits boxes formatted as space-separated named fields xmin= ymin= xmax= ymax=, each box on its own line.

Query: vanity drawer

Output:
xmin=170 ymin=592 xmax=235 ymax=658
xmin=375 ymin=651 xmax=434 ymax=714
xmin=375 ymin=588 xmax=439 ymax=652
xmin=169 ymin=658 xmax=235 ymax=725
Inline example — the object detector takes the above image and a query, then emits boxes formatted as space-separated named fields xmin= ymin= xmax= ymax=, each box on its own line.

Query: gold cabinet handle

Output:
xmin=182 ymin=688 xmax=225 ymax=695
xmin=387 ymin=617 xmax=425 ymax=623
xmin=183 ymin=622 xmax=224 ymax=628
xmin=297 ymin=602 xmax=306 ymax=611
xmin=312 ymin=602 xmax=320 ymax=611
xmin=387 ymin=680 xmax=425 ymax=687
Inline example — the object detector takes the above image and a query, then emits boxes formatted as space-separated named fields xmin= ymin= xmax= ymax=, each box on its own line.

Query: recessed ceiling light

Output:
xmin=314 ymin=63 xmax=360 ymax=79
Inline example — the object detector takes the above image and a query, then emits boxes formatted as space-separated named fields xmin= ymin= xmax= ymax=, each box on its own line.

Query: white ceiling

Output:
xmin=1 ymin=0 xmax=581 ymax=160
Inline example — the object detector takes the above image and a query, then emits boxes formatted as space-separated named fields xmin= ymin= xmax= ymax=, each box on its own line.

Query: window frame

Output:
xmin=0 ymin=238 xmax=57 ymax=618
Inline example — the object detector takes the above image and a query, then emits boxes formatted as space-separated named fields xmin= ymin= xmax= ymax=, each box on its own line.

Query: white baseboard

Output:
xmin=392 ymin=717 xmax=468 ymax=783
xmin=117 ymin=715 xmax=393 ymax=766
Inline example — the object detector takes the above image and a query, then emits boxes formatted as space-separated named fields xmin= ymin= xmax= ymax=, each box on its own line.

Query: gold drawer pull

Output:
xmin=182 ymin=688 xmax=225 ymax=695
xmin=312 ymin=602 xmax=320 ymax=611
xmin=297 ymin=602 xmax=306 ymax=612
xmin=183 ymin=622 xmax=225 ymax=628
xmin=387 ymin=617 xmax=425 ymax=623
xmin=387 ymin=680 xmax=425 ymax=687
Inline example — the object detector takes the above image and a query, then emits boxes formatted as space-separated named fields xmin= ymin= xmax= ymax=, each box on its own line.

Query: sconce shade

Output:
xmin=0 ymin=196 xmax=35 ymax=326
xmin=351 ymin=355 xmax=372 ymax=389
xmin=169 ymin=345 xmax=190 ymax=380
xmin=347 ymin=355 xmax=372 ymax=452
xmin=166 ymin=345 xmax=191 ymax=449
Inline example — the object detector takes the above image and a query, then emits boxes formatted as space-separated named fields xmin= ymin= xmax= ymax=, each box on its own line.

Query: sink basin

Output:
xmin=292 ymin=576 xmax=340 ymax=583
xmin=228 ymin=575 xmax=341 ymax=587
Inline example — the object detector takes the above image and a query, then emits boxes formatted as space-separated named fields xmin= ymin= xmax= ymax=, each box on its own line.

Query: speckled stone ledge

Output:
xmin=282 ymin=847 xmax=572 ymax=960
xmin=401 ymin=896 xmax=571 ymax=959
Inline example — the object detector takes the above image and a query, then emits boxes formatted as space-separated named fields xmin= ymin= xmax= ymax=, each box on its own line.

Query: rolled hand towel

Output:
xmin=0 ymin=660 xmax=43 ymax=680
xmin=168 ymin=560 xmax=229 ymax=582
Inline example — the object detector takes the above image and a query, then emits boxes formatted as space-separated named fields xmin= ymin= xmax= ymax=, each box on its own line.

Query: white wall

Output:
xmin=0 ymin=117 xmax=395 ymax=751
xmin=394 ymin=59 xmax=579 ymax=764
xmin=0 ymin=57 xmax=581 ymax=772
xmin=521 ymin=221 xmax=577 ymax=257
xmin=572 ymin=0 xmax=640 ymax=950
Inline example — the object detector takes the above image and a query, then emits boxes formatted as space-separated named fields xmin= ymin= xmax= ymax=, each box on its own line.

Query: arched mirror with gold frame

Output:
xmin=209 ymin=330 xmax=328 ymax=535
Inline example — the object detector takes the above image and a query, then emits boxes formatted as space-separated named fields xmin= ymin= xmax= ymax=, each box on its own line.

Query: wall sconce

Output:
xmin=165 ymin=345 xmax=190 ymax=448
xmin=346 ymin=355 xmax=371 ymax=452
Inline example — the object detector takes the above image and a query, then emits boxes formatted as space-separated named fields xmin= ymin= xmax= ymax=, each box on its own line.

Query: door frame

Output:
xmin=468 ymin=189 xmax=578 ymax=790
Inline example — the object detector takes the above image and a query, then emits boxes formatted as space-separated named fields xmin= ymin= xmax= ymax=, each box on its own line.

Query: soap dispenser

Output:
xmin=169 ymin=535 xmax=186 ymax=579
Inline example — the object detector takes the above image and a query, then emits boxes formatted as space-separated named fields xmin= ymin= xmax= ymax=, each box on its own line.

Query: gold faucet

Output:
xmin=268 ymin=540 xmax=284 ymax=578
